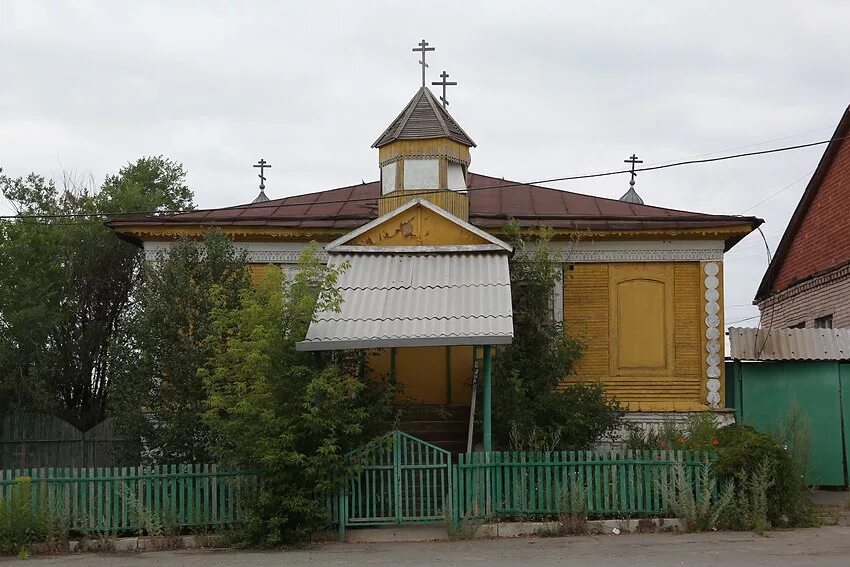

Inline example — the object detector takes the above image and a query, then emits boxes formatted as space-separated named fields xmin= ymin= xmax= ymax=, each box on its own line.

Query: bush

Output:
xmin=0 ymin=477 xmax=68 ymax=556
xmin=663 ymin=462 xmax=734 ymax=532
xmin=726 ymin=459 xmax=773 ymax=533
xmin=625 ymin=413 xmax=719 ymax=452
xmin=557 ymin=477 xmax=589 ymax=535
xmin=202 ymin=246 xmax=398 ymax=546
xmin=714 ymin=424 xmax=814 ymax=528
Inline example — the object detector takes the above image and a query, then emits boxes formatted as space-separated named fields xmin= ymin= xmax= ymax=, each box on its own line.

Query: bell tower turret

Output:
xmin=373 ymin=85 xmax=475 ymax=219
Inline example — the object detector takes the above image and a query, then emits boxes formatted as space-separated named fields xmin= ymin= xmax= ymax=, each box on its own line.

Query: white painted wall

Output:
xmin=381 ymin=163 xmax=396 ymax=195
xmin=403 ymin=159 xmax=439 ymax=190
xmin=447 ymin=162 xmax=466 ymax=191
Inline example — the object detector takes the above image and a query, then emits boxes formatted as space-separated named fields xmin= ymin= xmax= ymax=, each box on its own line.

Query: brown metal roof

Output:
xmin=754 ymin=105 xmax=850 ymax=301
xmin=108 ymin=173 xmax=761 ymax=242
xmin=372 ymin=87 xmax=476 ymax=148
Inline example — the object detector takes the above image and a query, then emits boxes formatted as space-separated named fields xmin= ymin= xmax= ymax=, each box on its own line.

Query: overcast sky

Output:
xmin=2 ymin=0 xmax=849 ymax=328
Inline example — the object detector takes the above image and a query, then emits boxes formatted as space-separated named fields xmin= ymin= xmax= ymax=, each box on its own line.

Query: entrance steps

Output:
xmin=392 ymin=404 xmax=471 ymax=454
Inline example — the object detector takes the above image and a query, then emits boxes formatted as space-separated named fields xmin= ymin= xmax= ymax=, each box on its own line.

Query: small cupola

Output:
xmin=373 ymin=86 xmax=475 ymax=219
xmin=619 ymin=153 xmax=645 ymax=205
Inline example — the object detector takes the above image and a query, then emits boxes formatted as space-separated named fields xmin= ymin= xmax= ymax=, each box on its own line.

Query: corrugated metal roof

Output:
xmin=372 ymin=87 xmax=476 ymax=148
xmin=296 ymin=251 xmax=513 ymax=351
xmin=728 ymin=327 xmax=850 ymax=361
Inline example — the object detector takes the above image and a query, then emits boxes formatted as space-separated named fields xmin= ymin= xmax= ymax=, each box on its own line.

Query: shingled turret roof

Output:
xmin=372 ymin=87 xmax=476 ymax=148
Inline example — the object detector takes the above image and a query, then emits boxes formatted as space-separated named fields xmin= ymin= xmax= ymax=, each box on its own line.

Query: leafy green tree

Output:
xmin=202 ymin=246 xmax=397 ymax=545
xmin=0 ymin=158 xmax=193 ymax=428
xmin=491 ymin=221 xmax=624 ymax=450
xmin=110 ymin=230 xmax=250 ymax=463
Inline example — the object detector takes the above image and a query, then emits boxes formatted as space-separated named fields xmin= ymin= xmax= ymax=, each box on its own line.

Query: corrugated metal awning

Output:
xmin=728 ymin=327 xmax=850 ymax=361
xmin=296 ymin=251 xmax=513 ymax=351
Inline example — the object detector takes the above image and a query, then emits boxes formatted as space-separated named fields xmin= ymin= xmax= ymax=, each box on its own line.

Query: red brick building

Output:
xmin=755 ymin=105 xmax=850 ymax=328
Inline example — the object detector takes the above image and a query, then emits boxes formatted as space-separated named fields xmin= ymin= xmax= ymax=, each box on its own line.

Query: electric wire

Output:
xmin=2 ymin=133 xmax=848 ymax=222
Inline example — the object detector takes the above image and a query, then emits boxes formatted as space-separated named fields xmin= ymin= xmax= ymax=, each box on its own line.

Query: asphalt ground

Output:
xmin=6 ymin=525 xmax=850 ymax=567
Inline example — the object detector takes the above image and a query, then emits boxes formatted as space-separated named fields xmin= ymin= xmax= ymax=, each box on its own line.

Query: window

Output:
xmin=789 ymin=321 xmax=806 ymax=329
xmin=814 ymin=314 xmax=834 ymax=329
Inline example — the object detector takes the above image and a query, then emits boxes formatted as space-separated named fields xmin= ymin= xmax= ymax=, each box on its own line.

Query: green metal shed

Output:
xmin=727 ymin=327 xmax=850 ymax=487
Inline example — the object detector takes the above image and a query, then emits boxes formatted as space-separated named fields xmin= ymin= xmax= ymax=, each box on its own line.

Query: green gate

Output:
xmin=338 ymin=431 xmax=451 ymax=539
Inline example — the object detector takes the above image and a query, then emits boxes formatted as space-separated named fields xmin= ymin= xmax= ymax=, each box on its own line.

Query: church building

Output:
xmin=110 ymin=46 xmax=762 ymax=447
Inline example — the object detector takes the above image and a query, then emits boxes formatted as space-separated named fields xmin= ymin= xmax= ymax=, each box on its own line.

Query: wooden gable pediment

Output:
xmin=325 ymin=198 xmax=511 ymax=252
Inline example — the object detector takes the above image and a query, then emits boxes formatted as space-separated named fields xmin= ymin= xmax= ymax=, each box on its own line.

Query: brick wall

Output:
xmin=758 ymin=262 xmax=850 ymax=328
xmin=773 ymin=138 xmax=850 ymax=292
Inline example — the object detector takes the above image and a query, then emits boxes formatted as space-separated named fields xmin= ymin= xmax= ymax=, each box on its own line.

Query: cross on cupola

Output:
xmin=619 ymin=154 xmax=645 ymax=205
xmin=252 ymin=158 xmax=271 ymax=203
xmin=432 ymin=70 xmax=457 ymax=108
xmin=412 ymin=39 xmax=435 ymax=88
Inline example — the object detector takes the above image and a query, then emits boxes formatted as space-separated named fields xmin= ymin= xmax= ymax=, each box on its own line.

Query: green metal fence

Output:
xmin=0 ymin=464 xmax=255 ymax=532
xmin=453 ymin=450 xmax=715 ymax=522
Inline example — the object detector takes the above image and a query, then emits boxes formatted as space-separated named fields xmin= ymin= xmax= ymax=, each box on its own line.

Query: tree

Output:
xmin=0 ymin=157 xmax=193 ymax=428
xmin=202 ymin=245 xmax=397 ymax=545
xmin=110 ymin=230 xmax=250 ymax=463
xmin=491 ymin=221 xmax=624 ymax=450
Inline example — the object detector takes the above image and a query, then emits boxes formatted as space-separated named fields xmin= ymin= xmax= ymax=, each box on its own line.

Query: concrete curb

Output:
xmin=473 ymin=518 xmax=683 ymax=538
xmin=341 ymin=518 xmax=683 ymax=543
xmin=41 ymin=534 xmax=220 ymax=554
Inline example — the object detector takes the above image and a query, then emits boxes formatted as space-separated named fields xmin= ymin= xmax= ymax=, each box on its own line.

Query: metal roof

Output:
xmin=296 ymin=251 xmax=513 ymax=351
xmin=108 ymin=173 xmax=761 ymax=242
xmin=728 ymin=327 xmax=850 ymax=361
xmin=372 ymin=87 xmax=476 ymax=148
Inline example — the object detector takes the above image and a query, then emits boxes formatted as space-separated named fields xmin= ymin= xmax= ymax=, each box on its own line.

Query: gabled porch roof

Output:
xmin=296 ymin=199 xmax=514 ymax=351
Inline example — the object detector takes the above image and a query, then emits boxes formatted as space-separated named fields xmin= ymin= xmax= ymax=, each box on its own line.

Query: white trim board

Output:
xmin=550 ymin=240 xmax=725 ymax=262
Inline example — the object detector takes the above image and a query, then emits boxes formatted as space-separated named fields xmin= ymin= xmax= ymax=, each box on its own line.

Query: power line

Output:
xmin=2 ymin=133 xmax=847 ymax=221
xmin=727 ymin=314 xmax=761 ymax=325
xmin=738 ymin=169 xmax=814 ymax=214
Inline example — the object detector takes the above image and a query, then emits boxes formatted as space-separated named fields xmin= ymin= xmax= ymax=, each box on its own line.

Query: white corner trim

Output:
xmin=703 ymin=261 xmax=722 ymax=408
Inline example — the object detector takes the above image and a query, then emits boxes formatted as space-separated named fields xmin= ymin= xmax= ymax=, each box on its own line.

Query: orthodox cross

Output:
xmin=253 ymin=158 xmax=271 ymax=190
xmin=624 ymin=154 xmax=643 ymax=188
xmin=412 ymin=39 xmax=435 ymax=88
xmin=432 ymin=70 xmax=457 ymax=108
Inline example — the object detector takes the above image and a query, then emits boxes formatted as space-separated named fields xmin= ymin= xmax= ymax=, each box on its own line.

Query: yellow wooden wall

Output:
xmin=368 ymin=346 xmax=474 ymax=405
xmin=563 ymin=262 xmax=709 ymax=411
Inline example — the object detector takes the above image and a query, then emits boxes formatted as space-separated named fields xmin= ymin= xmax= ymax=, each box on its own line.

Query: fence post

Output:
xmin=337 ymin=487 xmax=346 ymax=543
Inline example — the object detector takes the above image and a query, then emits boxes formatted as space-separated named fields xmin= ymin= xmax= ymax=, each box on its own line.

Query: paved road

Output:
xmin=6 ymin=526 xmax=850 ymax=566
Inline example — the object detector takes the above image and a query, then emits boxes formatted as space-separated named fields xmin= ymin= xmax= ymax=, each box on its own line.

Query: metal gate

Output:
xmin=337 ymin=431 xmax=452 ymax=538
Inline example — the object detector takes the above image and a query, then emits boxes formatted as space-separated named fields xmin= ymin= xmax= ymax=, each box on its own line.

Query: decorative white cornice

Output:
xmin=554 ymin=248 xmax=723 ymax=263
xmin=549 ymin=240 xmax=725 ymax=263
xmin=144 ymin=248 xmax=328 ymax=263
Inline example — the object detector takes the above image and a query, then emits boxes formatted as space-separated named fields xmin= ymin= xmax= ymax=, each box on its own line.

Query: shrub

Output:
xmin=557 ymin=476 xmax=589 ymax=535
xmin=715 ymin=424 xmax=814 ymax=528
xmin=202 ymin=246 xmax=398 ymax=546
xmin=625 ymin=413 xmax=719 ymax=452
xmin=0 ymin=477 xmax=42 ymax=554
xmin=726 ymin=459 xmax=773 ymax=533
xmin=663 ymin=462 xmax=734 ymax=532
